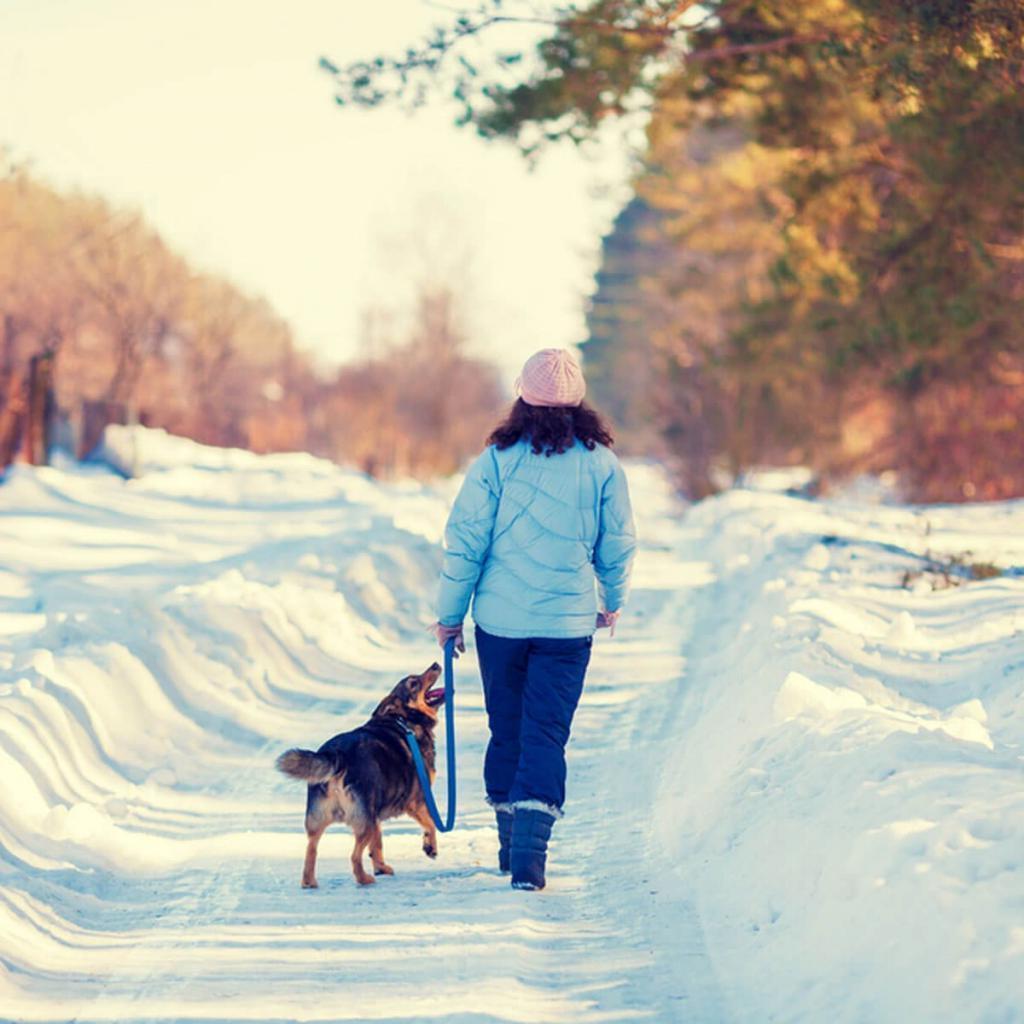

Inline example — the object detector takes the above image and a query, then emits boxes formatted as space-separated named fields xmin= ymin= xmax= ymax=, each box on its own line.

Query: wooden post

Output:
xmin=0 ymin=371 xmax=26 ymax=469
xmin=25 ymin=352 xmax=56 ymax=466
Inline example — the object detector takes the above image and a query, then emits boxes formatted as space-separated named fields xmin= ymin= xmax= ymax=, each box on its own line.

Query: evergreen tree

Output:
xmin=329 ymin=0 xmax=1024 ymax=499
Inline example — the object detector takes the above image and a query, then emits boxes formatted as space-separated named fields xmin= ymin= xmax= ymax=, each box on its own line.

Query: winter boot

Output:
xmin=510 ymin=807 xmax=556 ymax=891
xmin=496 ymin=809 xmax=513 ymax=873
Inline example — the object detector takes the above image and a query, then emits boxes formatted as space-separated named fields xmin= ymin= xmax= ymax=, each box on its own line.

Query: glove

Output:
xmin=595 ymin=610 xmax=621 ymax=637
xmin=430 ymin=621 xmax=466 ymax=657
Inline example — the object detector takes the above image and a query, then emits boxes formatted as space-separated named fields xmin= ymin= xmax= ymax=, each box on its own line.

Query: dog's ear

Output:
xmin=373 ymin=692 xmax=400 ymax=717
xmin=373 ymin=677 xmax=411 ymax=717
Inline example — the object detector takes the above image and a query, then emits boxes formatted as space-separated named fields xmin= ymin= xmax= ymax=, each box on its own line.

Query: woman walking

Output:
xmin=432 ymin=348 xmax=636 ymax=891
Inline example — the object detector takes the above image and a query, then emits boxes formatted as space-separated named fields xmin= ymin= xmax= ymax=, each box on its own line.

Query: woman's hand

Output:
xmin=595 ymin=610 xmax=621 ymax=637
xmin=430 ymin=621 xmax=466 ymax=657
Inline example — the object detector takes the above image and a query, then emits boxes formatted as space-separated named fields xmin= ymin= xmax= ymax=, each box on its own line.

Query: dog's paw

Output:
xmin=423 ymin=842 xmax=438 ymax=859
xmin=301 ymin=878 xmax=318 ymax=889
xmin=354 ymin=871 xmax=376 ymax=886
xmin=374 ymin=863 xmax=395 ymax=876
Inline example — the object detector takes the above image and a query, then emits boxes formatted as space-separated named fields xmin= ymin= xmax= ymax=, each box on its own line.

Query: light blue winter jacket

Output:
xmin=437 ymin=439 xmax=637 ymax=638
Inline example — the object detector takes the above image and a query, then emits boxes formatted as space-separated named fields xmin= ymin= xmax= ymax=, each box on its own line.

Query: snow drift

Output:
xmin=657 ymin=488 xmax=1024 ymax=1023
xmin=1 ymin=427 xmax=1022 ymax=1022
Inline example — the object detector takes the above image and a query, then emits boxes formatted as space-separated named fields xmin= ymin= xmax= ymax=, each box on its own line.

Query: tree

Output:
xmin=318 ymin=282 xmax=505 ymax=478
xmin=324 ymin=0 xmax=1024 ymax=499
xmin=73 ymin=205 xmax=187 ymax=410
xmin=0 ymin=165 xmax=320 ymax=464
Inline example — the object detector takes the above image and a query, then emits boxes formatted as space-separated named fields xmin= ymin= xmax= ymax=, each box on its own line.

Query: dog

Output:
xmin=275 ymin=661 xmax=446 ymax=888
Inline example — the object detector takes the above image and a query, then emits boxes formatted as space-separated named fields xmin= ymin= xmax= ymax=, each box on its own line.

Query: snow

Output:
xmin=659 ymin=488 xmax=1024 ymax=1023
xmin=1 ymin=429 xmax=1023 ymax=1022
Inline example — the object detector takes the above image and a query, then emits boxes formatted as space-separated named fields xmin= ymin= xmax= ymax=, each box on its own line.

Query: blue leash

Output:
xmin=401 ymin=636 xmax=457 ymax=832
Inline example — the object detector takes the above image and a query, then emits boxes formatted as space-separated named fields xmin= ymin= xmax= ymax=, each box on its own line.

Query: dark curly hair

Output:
xmin=488 ymin=399 xmax=614 ymax=456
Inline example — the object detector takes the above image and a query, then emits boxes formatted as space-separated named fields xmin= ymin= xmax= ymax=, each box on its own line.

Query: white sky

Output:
xmin=0 ymin=0 xmax=633 ymax=383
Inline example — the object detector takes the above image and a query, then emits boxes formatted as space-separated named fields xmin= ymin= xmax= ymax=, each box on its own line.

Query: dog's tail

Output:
xmin=275 ymin=748 xmax=336 ymax=783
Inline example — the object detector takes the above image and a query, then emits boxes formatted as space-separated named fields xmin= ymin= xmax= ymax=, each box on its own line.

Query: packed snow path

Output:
xmin=2 ymin=429 xmax=1022 ymax=1022
xmin=0 ymin=431 xmax=724 ymax=1022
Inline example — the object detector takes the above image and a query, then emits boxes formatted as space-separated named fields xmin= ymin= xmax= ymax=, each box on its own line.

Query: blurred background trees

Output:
xmin=6 ymin=2 xmax=1022 ymax=500
xmin=313 ymin=285 xmax=503 ymax=478
xmin=0 ymin=156 xmax=502 ymax=478
xmin=325 ymin=0 xmax=1024 ymax=501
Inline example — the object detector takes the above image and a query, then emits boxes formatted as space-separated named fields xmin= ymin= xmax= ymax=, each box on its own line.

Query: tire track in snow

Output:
xmin=557 ymin=517 xmax=730 ymax=1023
xmin=1 ymin=447 xmax=726 ymax=1022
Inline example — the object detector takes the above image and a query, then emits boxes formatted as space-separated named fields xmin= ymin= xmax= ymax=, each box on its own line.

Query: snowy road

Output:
xmin=0 ymin=432 xmax=724 ymax=1022
xmin=2 ymin=429 xmax=1023 ymax=1022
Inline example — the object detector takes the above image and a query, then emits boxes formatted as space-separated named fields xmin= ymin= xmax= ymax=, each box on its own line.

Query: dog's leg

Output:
xmin=350 ymin=823 xmax=376 ymax=885
xmin=302 ymin=820 xmax=328 ymax=889
xmin=407 ymin=802 xmax=438 ymax=860
xmin=369 ymin=822 xmax=394 ymax=876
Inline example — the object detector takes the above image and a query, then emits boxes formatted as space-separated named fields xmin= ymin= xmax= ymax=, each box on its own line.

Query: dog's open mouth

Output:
xmin=425 ymin=687 xmax=446 ymax=707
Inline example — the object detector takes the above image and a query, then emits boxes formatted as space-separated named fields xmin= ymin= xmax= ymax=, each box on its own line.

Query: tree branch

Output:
xmin=685 ymin=32 xmax=832 ymax=61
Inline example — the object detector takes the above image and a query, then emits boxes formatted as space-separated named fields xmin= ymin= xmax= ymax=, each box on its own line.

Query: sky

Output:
xmin=0 ymin=0 xmax=633 ymax=383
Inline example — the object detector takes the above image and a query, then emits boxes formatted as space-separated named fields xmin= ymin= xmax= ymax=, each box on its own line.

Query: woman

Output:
xmin=432 ymin=348 xmax=636 ymax=891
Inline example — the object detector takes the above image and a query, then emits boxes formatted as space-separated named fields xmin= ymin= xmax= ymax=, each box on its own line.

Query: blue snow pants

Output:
xmin=475 ymin=626 xmax=593 ymax=814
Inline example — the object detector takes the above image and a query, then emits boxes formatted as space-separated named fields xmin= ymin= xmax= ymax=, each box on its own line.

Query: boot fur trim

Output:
xmin=511 ymin=798 xmax=563 ymax=820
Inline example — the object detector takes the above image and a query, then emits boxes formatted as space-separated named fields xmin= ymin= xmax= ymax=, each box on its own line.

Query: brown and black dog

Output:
xmin=275 ymin=662 xmax=445 ymax=887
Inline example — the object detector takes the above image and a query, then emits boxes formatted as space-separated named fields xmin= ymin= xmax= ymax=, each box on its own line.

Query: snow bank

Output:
xmin=658 ymin=488 xmax=1024 ymax=1022
xmin=1 ymin=430 xmax=710 ymax=1021
xmin=0 ymin=431 xmax=449 ymax=888
xmin=2 ymin=427 xmax=1022 ymax=1022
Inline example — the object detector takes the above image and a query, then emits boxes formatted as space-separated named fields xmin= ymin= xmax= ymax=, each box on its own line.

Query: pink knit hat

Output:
xmin=515 ymin=348 xmax=586 ymax=408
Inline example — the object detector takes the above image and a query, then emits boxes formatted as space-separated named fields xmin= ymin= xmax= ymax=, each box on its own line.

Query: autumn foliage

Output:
xmin=330 ymin=0 xmax=1024 ymax=502
xmin=0 ymin=160 xmax=502 ymax=478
